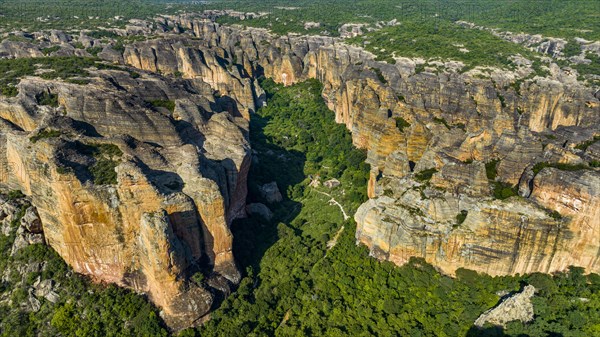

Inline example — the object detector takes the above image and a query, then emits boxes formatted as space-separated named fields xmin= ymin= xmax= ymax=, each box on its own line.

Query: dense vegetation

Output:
xmin=55 ymin=142 xmax=123 ymax=185
xmin=572 ymin=52 xmax=600 ymax=80
xmin=394 ymin=117 xmax=411 ymax=133
xmin=347 ymin=19 xmax=547 ymax=72
xmin=575 ymin=135 xmax=600 ymax=151
xmin=210 ymin=0 xmax=599 ymax=40
xmin=484 ymin=160 xmax=519 ymax=200
xmin=149 ymin=99 xmax=176 ymax=113
xmin=0 ymin=57 xmax=128 ymax=97
xmin=0 ymin=196 xmax=168 ymax=337
xmin=249 ymin=78 xmax=369 ymax=209
xmin=35 ymin=92 xmax=59 ymax=107
xmin=29 ymin=129 xmax=61 ymax=143
xmin=1 ymin=1 xmax=596 ymax=41
xmin=178 ymin=79 xmax=600 ymax=336
xmin=532 ymin=161 xmax=591 ymax=175
xmin=80 ymin=143 xmax=123 ymax=185
xmin=0 ymin=0 xmax=191 ymax=31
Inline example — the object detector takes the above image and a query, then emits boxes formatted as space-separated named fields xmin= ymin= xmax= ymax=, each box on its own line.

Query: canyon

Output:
xmin=141 ymin=16 xmax=600 ymax=276
xmin=0 ymin=14 xmax=598 ymax=329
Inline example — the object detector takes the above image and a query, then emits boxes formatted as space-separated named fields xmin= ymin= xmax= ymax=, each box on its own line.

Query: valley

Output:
xmin=0 ymin=1 xmax=598 ymax=336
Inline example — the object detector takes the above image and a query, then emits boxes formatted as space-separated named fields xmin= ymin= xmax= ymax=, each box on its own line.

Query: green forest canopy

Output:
xmin=211 ymin=0 xmax=600 ymax=40
xmin=1 ymin=1 xmax=598 ymax=40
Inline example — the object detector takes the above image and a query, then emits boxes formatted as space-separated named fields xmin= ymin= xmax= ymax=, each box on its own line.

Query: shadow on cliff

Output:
xmin=230 ymin=112 xmax=304 ymax=277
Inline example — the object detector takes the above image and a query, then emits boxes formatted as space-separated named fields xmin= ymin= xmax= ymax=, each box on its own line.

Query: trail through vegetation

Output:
xmin=313 ymin=189 xmax=350 ymax=221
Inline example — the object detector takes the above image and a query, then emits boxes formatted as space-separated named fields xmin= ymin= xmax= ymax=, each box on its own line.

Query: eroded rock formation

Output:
xmin=474 ymin=285 xmax=536 ymax=328
xmin=1 ymin=13 xmax=599 ymax=330
xmin=0 ymin=65 xmax=253 ymax=329
xmin=149 ymin=16 xmax=599 ymax=277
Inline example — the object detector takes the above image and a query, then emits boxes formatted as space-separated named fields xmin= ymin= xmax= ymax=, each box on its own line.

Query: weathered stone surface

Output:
xmin=474 ymin=285 xmax=536 ymax=328
xmin=0 ymin=65 xmax=252 ymax=329
xmin=33 ymin=278 xmax=60 ymax=303
xmin=0 ymin=199 xmax=46 ymax=256
xmin=122 ymin=38 xmax=257 ymax=119
xmin=246 ymin=203 xmax=273 ymax=221
xmin=0 ymin=40 xmax=44 ymax=58
xmin=26 ymin=291 xmax=41 ymax=312
xmin=20 ymin=207 xmax=42 ymax=234
xmin=355 ymin=176 xmax=573 ymax=276
xmin=324 ymin=179 xmax=341 ymax=189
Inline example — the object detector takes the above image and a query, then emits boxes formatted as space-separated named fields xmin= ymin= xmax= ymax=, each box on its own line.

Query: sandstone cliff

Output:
xmin=0 ymin=66 xmax=253 ymax=329
xmin=150 ymin=16 xmax=599 ymax=276
xmin=1 ymin=13 xmax=599 ymax=329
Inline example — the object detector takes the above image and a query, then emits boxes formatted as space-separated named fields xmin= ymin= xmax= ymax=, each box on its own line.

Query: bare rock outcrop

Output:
xmin=0 ymin=65 xmax=253 ymax=329
xmin=0 ymin=197 xmax=45 ymax=256
xmin=122 ymin=37 xmax=258 ymax=119
xmin=474 ymin=285 xmax=536 ymax=328
xmin=246 ymin=203 xmax=273 ymax=221
xmin=259 ymin=182 xmax=283 ymax=203
xmin=158 ymin=16 xmax=599 ymax=276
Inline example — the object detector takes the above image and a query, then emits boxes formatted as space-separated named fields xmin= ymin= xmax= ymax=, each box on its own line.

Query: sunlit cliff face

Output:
xmin=156 ymin=18 xmax=598 ymax=277
xmin=0 ymin=67 xmax=251 ymax=329
xmin=0 ymin=14 xmax=598 ymax=330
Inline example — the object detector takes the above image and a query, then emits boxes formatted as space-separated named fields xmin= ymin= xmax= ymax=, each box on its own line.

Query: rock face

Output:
xmin=145 ymin=17 xmax=600 ymax=275
xmin=0 ymin=195 xmax=44 ymax=256
xmin=151 ymin=16 xmax=599 ymax=276
xmin=1 ymin=13 xmax=599 ymax=330
xmin=0 ymin=194 xmax=61 ymax=313
xmin=121 ymin=37 xmax=259 ymax=119
xmin=259 ymin=182 xmax=283 ymax=204
xmin=0 ymin=64 xmax=253 ymax=329
xmin=474 ymin=285 xmax=536 ymax=328
xmin=0 ymin=40 xmax=44 ymax=59
xmin=246 ymin=203 xmax=273 ymax=221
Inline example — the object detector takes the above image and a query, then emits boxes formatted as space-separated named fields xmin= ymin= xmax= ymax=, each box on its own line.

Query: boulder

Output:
xmin=10 ymin=233 xmax=29 ymax=256
xmin=474 ymin=285 xmax=536 ymax=328
xmin=324 ymin=179 xmax=341 ymax=189
xmin=25 ymin=292 xmax=41 ymax=312
xmin=260 ymin=182 xmax=283 ymax=203
xmin=20 ymin=207 xmax=42 ymax=234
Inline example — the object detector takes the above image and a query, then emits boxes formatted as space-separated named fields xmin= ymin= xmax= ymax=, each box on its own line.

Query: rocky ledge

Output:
xmin=0 ymin=13 xmax=599 ymax=330
xmin=134 ymin=16 xmax=597 ymax=277
xmin=0 ymin=62 xmax=254 ymax=329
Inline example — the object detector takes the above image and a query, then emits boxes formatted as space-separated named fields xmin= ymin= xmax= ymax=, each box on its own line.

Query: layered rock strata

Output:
xmin=0 ymin=65 xmax=253 ymax=329
xmin=145 ymin=16 xmax=599 ymax=276
xmin=1 ymin=13 xmax=599 ymax=329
